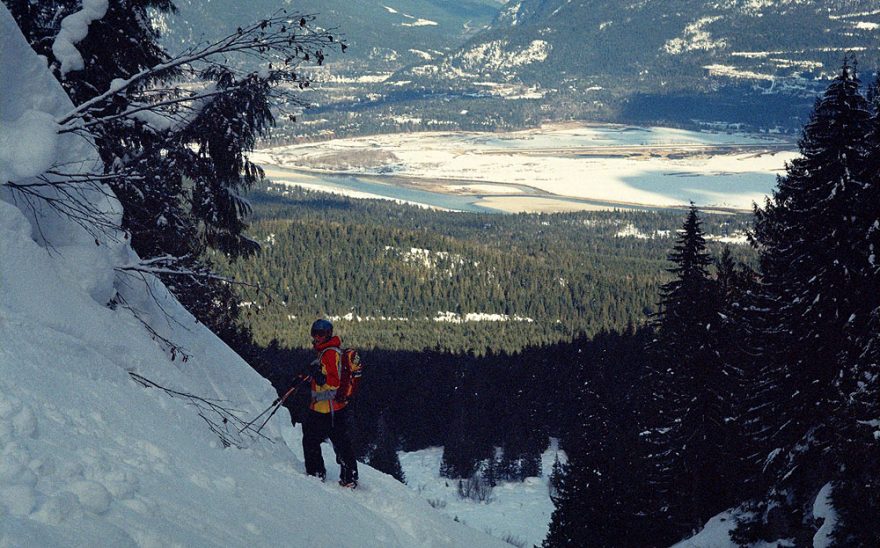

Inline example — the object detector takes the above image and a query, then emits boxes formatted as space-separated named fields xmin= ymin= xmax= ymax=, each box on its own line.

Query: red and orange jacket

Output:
xmin=310 ymin=336 xmax=347 ymax=413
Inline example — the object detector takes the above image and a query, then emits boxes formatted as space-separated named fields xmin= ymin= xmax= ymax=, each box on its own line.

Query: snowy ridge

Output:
xmin=396 ymin=0 xmax=880 ymax=127
xmin=0 ymin=7 xmax=505 ymax=546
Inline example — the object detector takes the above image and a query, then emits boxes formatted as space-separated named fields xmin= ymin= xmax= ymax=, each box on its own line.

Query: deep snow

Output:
xmin=0 ymin=6 xmax=506 ymax=546
xmin=398 ymin=442 xmax=565 ymax=548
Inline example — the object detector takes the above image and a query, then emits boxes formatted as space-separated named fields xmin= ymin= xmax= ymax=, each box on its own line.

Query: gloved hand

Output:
xmin=312 ymin=366 xmax=327 ymax=386
xmin=308 ymin=360 xmax=326 ymax=385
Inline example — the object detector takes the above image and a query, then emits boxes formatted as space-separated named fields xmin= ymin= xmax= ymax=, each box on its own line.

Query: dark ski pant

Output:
xmin=302 ymin=406 xmax=358 ymax=484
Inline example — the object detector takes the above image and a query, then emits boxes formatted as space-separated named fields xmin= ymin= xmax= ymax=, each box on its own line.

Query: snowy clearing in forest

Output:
xmin=398 ymin=441 xmax=565 ymax=548
xmin=253 ymin=124 xmax=798 ymax=213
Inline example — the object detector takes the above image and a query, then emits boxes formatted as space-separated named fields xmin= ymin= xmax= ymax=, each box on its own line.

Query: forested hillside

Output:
xmin=217 ymin=183 xmax=754 ymax=354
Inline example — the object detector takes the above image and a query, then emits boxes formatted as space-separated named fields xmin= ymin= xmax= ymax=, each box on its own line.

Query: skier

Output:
xmin=302 ymin=319 xmax=359 ymax=488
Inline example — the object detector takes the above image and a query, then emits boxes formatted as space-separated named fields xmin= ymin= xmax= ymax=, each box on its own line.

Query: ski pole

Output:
xmin=252 ymin=375 xmax=311 ymax=435
xmin=239 ymin=375 xmax=309 ymax=434
xmin=239 ymin=399 xmax=281 ymax=433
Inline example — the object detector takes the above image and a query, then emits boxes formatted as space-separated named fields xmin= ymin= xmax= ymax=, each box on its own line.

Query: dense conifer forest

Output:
xmin=542 ymin=61 xmax=880 ymax=546
xmin=217 ymin=184 xmax=753 ymax=354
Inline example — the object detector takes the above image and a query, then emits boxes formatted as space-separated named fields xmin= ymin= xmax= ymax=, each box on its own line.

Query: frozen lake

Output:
xmin=253 ymin=123 xmax=799 ymax=213
xmin=260 ymin=166 xmax=674 ymax=214
xmin=260 ymin=166 xmax=499 ymax=213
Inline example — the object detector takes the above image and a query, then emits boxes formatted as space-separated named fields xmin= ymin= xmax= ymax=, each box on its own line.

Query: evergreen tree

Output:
xmin=712 ymin=246 xmax=758 ymax=490
xmin=547 ymin=454 xmax=563 ymax=499
xmin=366 ymin=414 xmax=406 ymax=483
xmin=440 ymin=367 xmax=488 ymax=479
xmin=735 ymin=58 xmax=879 ymax=544
xmin=542 ymin=457 xmax=585 ymax=547
xmin=825 ymin=72 xmax=880 ymax=546
xmin=543 ymin=328 xmax=658 ymax=547
xmin=497 ymin=356 xmax=547 ymax=482
xmin=652 ymin=204 xmax=715 ymax=358
xmin=644 ymin=204 xmax=735 ymax=535
xmin=5 ymin=0 xmax=175 ymax=103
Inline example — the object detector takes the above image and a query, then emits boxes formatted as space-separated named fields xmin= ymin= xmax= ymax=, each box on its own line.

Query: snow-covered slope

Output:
xmin=391 ymin=0 xmax=880 ymax=128
xmin=160 ymin=0 xmax=500 ymax=72
xmin=0 ymin=7 xmax=505 ymax=546
xmin=401 ymin=0 xmax=880 ymax=89
xmin=399 ymin=443 xmax=564 ymax=548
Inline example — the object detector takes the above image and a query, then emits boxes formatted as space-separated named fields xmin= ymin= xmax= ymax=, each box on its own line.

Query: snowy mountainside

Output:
xmin=158 ymin=0 xmax=501 ymax=72
xmin=402 ymin=0 xmax=880 ymax=85
xmin=0 ymin=7 xmax=505 ymax=546
xmin=391 ymin=0 xmax=880 ymax=127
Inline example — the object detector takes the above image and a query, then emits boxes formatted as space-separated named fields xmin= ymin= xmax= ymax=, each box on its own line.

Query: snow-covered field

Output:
xmin=252 ymin=125 xmax=799 ymax=212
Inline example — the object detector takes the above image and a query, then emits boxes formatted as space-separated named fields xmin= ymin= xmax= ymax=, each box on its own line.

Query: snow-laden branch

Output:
xmin=116 ymin=256 xmax=261 ymax=290
xmin=56 ymin=11 xmax=340 ymax=127
xmin=12 ymin=9 xmax=341 ymax=254
xmin=58 ymin=83 xmax=222 ymax=135
xmin=52 ymin=0 xmax=109 ymax=76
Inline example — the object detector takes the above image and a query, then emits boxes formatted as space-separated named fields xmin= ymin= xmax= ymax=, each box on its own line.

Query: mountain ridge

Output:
xmin=388 ymin=0 xmax=880 ymax=128
xmin=159 ymin=0 xmax=502 ymax=71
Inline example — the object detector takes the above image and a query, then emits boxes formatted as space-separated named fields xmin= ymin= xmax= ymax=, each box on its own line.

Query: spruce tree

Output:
xmin=644 ymin=204 xmax=735 ymax=535
xmin=735 ymin=58 xmax=879 ymax=544
xmin=440 ymin=367 xmax=487 ymax=479
xmin=366 ymin=414 xmax=406 ymax=483
xmin=547 ymin=454 xmax=563 ymax=499
xmin=712 ymin=246 xmax=757 ymax=490
xmin=542 ymin=458 xmax=585 ymax=547
xmin=825 ymin=72 xmax=880 ymax=546
xmin=544 ymin=328 xmax=657 ymax=547
xmin=497 ymin=358 xmax=547 ymax=482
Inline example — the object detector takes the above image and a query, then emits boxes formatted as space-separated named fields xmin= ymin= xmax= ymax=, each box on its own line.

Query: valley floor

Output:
xmin=252 ymin=123 xmax=799 ymax=213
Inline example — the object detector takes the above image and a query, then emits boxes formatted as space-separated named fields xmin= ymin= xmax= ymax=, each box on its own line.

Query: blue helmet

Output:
xmin=310 ymin=319 xmax=333 ymax=339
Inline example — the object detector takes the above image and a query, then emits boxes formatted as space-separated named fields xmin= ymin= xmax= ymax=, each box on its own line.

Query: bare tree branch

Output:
xmin=129 ymin=372 xmax=274 ymax=448
xmin=116 ymin=255 xmax=262 ymax=291
xmin=111 ymin=287 xmax=193 ymax=361
xmin=4 ymin=174 xmax=122 ymax=242
xmin=56 ymin=11 xmax=341 ymax=128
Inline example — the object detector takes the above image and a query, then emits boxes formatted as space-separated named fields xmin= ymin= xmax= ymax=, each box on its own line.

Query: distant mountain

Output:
xmin=157 ymin=0 xmax=502 ymax=71
xmin=155 ymin=0 xmax=880 ymax=134
xmin=390 ymin=0 xmax=880 ymax=128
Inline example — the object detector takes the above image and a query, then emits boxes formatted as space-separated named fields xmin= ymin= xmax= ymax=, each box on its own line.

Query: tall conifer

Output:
xmin=825 ymin=72 xmax=880 ymax=545
xmin=735 ymin=58 xmax=878 ymax=544
xmin=644 ymin=204 xmax=735 ymax=535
